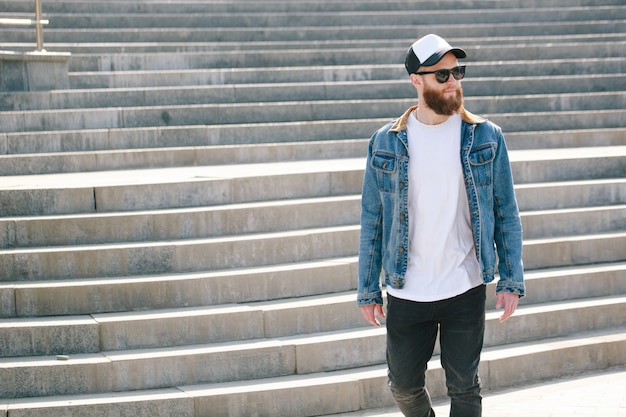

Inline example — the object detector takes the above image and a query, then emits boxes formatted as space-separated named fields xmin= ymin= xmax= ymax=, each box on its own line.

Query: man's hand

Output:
xmin=495 ymin=292 xmax=519 ymax=323
xmin=360 ymin=304 xmax=385 ymax=327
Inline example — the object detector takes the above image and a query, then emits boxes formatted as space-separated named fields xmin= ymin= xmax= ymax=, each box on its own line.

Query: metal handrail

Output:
xmin=0 ymin=0 xmax=48 ymax=52
xmin=35 ymin=0 xmax=44 ymax=51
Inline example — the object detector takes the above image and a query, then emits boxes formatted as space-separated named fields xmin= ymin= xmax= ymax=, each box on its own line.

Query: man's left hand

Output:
xmin=495 ymin=292 xmax=519 ymax=323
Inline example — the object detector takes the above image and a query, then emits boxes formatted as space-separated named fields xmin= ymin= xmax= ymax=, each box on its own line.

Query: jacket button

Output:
xmin=398 ymin=247 xmax=405 ymax=253
xmin=399 ymin=214 xmax=405 ymax=221
xmin=399 ymin=182 xmax=405 ymax=189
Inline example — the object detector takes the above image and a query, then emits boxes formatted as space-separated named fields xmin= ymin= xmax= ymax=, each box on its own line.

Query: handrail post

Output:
xmin=35 ymin=0 xmax=45 ymax=52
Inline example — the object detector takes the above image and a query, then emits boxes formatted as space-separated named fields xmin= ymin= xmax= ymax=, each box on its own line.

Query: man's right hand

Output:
xmin=360 ymin=304 xmax=385 ymax=327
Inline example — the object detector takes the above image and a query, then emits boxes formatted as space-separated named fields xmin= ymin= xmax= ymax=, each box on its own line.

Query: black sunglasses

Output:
xmin=415 ymin=66 xmax=466 ymax=83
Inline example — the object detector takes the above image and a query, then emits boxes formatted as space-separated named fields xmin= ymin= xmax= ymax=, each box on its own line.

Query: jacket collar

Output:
xmin=389 ymin=105 xmax=485 ymax=132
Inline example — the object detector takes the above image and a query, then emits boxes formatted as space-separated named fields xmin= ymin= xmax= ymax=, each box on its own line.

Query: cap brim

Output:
xmin=420 ymin=47 xmax=467 ymax=67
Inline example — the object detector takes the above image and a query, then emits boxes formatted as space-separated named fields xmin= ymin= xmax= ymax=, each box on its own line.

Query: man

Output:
xmin=357 ymin=34 xmax=525 ymax=417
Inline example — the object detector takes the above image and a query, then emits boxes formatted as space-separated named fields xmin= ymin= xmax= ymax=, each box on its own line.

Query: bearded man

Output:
xmin=356 ymin=34 xmax=525 ymax=417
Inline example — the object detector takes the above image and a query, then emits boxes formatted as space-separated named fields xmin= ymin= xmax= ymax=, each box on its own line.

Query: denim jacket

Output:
xmin=357 ymin=105 xmax=525 ymax=306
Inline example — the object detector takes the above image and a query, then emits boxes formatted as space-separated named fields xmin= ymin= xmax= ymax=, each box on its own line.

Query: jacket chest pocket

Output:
xmin=469 ymin=143 xmax=496 ymax=186
xmin=371 ymin=152 xmax=398 ymax=193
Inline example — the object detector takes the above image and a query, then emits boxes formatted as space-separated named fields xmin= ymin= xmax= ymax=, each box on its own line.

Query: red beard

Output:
xmin=422 ymin=83 xmax=464 ymax=116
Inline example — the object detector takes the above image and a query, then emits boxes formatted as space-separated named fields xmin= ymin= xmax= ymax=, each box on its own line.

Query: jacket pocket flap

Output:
xmin=371 ymin=152 xmax=396 ymax=173
xmin=469 ymin=143 xmax=496 ymax=165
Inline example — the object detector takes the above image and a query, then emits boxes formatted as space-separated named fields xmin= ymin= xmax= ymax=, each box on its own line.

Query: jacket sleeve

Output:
xmin=357 ymin=135 xmax=385 ymax=306
xmin=492 ymin=127 xmax=525 ymax=296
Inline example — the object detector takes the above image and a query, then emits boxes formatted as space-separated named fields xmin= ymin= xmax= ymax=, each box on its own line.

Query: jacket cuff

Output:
xmin=357 ymin=291 xmax=383 ymax=306
xmin=495 ymin=280 xmax=526 ymax=297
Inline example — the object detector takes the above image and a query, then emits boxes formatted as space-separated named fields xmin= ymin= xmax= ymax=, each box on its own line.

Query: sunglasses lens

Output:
xmin=435 ymin=70 xmax=450 ymax=83
xmin=451 ymin=66 xmax=466 ymax=80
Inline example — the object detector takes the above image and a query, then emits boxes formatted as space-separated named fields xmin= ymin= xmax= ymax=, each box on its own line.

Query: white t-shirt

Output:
xmin=386 ymin=112 xmax=482 ymax=302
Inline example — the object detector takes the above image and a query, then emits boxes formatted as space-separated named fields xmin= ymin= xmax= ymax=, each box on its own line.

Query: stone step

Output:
xmin=66 ymin=58 xmax=626 ymax=89
xmin=523 ymin=232 xmax=626 ymax=269
xmin=9 ymin=21 xmax=620 ymax=46
xmin=181 ymin=327 xmax=626 ymax=416
xmin=3 ymin=327 xmax=623 ymax=415
xmin=0 ymin=316 xmax=100 ymax=357
xmin=0 ymin=263 xmax=626 ymax=360
xmin=34 ymin=7 xmax=625 ymax=30
xmin=0 ymin=153 xmax=626 ymax=218
xmin=2 ymin=250 xmax=625 ymax=319
xmin=0 ymin=128 xmax=623 ymax=175
xmin=110 ymin=294 xmax=626 ymax=353
xmin=515 ymin=178 xmax=626 ymax=211
xmin=0 ymin=257 xmax=359 ymax=318
xmin=0 ymin=150 xmax=626 ymax=216
xmin=0 ymin=193 xmax=621 ymax=249
xmin=0 ymin=197 xmax=622 ymax=255
xmin=509 ymin=146 xmax=626 ymax=183
xmin=0 ymin=139 xmax=366 ymax=175
xmin=1 ymin=93 xmax=624 ymax=134
xmin=3 ymin=256 xmax=624 ymax=320
xmin=316 ymin=330 xmax=624 ymax=416
xmin=0 ymin=159 xmax=364 ymax=215
xmin=1 ymin=120 xmax=622 ymax=159
xmin=483 ymin=295 xmax=626 ymax=348
xmin=3 ymin=388 xmax=193 ymax=417
xmin=0 ymin=339 xmax=299 ymax=399
xmin=522 ymin=262 xmax=626 ymax=304
xmin=1 ymin=281 xmax=624 ymax=360
xmin=5 ymin=28 xmax=625 ymax=52
xmin=505 ymin=128 xmax=626 ymax=151
xmin=0 ymin=296 xmax=623 ymax=397
xmin=335 ymin=367 xmax=626 ymax=417
xmin=487 ymin=109 xmax=624 ymax=133
xmin=64 ymin=41 xmax=626 ymax=72
xmin=275 ymin=294 xmax=626 ymax=371
xmin=3 ymin=0 xmax=624 ymax=14
xmin=0 ymin=225 xmax=361 ymax=281
xmin=3 ymin=73 xmax=624 ymax=112
xmin=521 ymin=204 xmax=626 ymax=239
xmin=0 ymin=223 xmax=623 ymax=284
xmin=0 ymin=195 xmax=361 ymax=247
xmin=0 ymin=120 xmax=382 ymax=155
xmin=0 ymin=149 xmax=623 ymax=215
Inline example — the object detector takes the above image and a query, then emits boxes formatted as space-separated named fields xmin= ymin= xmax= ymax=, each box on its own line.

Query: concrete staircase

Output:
xmin=0 ymin=0 xmax=625 ymax=415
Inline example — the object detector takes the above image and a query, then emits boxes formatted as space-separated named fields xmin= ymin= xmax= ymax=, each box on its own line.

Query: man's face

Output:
xmin=417 ymin=53 xmax=464 ymax=115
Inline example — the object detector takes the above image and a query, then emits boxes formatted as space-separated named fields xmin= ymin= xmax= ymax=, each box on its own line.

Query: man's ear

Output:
xmin=409 ymin=74 xmax=422 ymax=88
xmin=409 ymin=73 xmax=421 ymax=89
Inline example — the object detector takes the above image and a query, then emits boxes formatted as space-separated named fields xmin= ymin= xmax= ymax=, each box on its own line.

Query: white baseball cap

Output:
xmin=405 ymin=34 xmax=466 ymax=74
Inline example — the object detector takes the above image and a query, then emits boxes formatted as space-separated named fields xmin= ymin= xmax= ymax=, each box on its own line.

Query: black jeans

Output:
xmin=386 ymin=285 xmax=486 ymax=417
